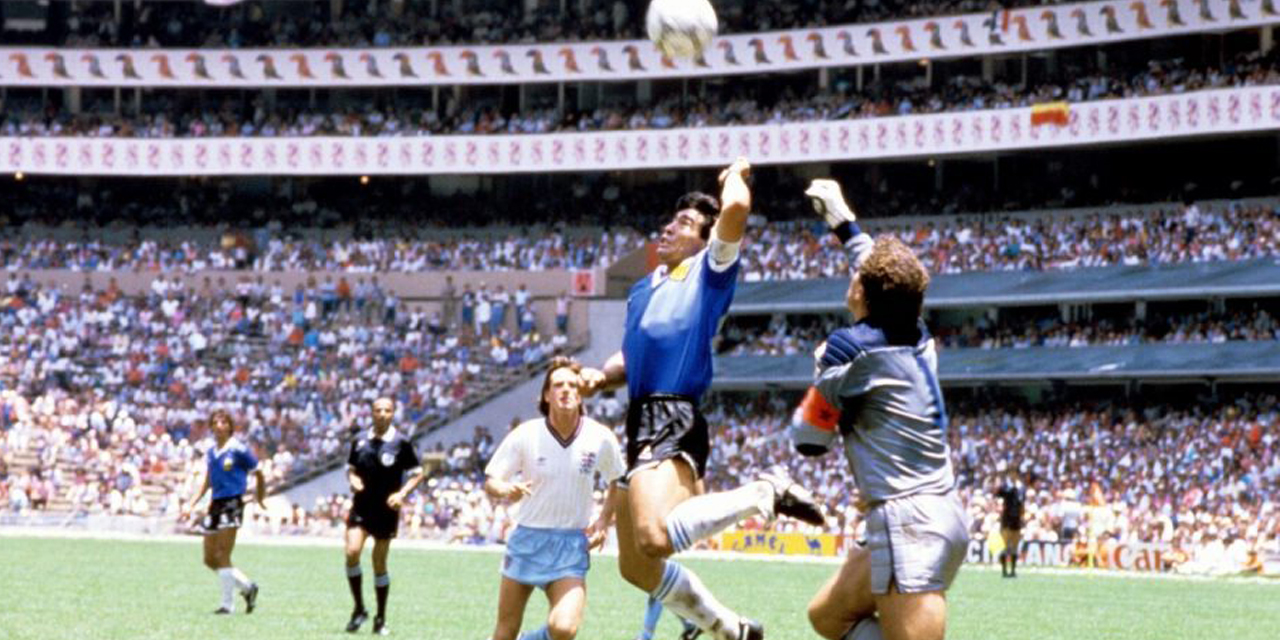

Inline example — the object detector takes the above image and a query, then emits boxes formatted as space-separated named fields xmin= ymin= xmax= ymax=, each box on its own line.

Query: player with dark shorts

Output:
xmin=181 ymin=410 xmax=266 ymax=615
xmin=582 ymin=158 xmax=823 ymax=640
xmin=344 ymin=397 xmax=423 ymax=635
xmin=996 ymin=470 xmax=1027 ymax=578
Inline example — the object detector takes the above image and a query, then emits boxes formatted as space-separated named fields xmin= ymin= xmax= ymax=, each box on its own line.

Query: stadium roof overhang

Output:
xmin=712 ymin=341 xmax=1280 ymax=390
xmin=728 ymin=258 xmax=1280 ymax=315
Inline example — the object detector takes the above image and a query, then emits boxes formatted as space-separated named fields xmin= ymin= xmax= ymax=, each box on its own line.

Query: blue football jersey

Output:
xmin=623 ymin=248 xmax=738 ymax=400
xmin=207 ymin=438 xmax=258 ymax=500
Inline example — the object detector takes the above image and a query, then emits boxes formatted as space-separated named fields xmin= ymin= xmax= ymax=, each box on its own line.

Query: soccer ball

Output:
xmin=646 ymin=0 xmax=719 ymax=60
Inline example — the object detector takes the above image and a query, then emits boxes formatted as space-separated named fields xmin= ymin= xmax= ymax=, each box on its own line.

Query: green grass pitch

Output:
xmin=0 ymin=535 xmax=1276 ymax=640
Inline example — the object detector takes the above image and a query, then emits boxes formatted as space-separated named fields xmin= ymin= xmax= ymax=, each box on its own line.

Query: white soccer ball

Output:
xmin=646 ymin=0 xmax=719 ymax=60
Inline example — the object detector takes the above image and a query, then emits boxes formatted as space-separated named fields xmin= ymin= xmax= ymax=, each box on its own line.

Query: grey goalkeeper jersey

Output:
xmin=791 ymin=231 xmax=955 ymax=503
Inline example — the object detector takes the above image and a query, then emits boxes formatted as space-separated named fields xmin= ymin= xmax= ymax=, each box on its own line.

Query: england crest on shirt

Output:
xmin=578 ymin=452 xmax=597 ymax=475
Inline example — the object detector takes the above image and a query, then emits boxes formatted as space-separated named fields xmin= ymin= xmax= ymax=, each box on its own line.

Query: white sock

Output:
xmin=230 ymin=568 xmax=253 ymax=592
xmin=666 ymin=481 xmax=772 ymax=552
xmin=652 ymin=562 xmax=741 ymax=640
xmin=842 ymin=617 xmax=883 ymax=640
xmin=217 ymin=568 xmax=236 ymax=611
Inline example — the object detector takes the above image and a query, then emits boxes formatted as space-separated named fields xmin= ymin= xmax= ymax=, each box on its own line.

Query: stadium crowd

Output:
xmin=719 ymin=306 xmax=1280 ymax=356
xmin=39 ymin=0 xmax=1062 ymax=49
xmin=6 ymin=52 xmax=1277 ymax=139
xmin=0 ymin=275 xmax=571 ymax=518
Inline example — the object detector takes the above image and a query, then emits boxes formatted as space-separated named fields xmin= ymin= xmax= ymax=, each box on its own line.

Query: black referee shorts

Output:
xmin=203 ymin=496 xmax=244 ymax=533
xmin=623 ymin=394 xmax=710 ymax=485
xmin=347 ymin=500 xmax=401 ymax=540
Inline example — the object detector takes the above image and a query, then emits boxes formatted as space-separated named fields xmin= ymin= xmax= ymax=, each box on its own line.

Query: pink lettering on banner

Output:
xmin=399 ymin=142 xmax=413 ymax=168
xmin=737 ymin=131 xmax=751 ymax=157
xmin=676 ymin=134 xmax=689 ymax=159
xmin=895 ymin=122 xmax=907 ymax=148
xmin=594 ymin=138 xmax=607 ymax=163
xmin=1008 ymin=117 xmax=1021 ymax=143
xmin=757 ymin=131 xmax=771 ymax=157
xmin=1067 ymin=110 xmax=1081 ymax=137
xmin=1207 ymin=96 xmax=1220 ymax=125
xmin=7 ymin=142 xmax=21 ymax=168
xmin=932 ymin=121 xmax=944 ymax=146
xmin=32 ymin=142 xmax=46 ymax=168
xmin=1249 ymin=94 xmax=1262 ymax=122
xmin=656 ymin=136 xmax=669 ymax=161
xmin=875 ymin=123 xmax=888 ymax=149
xmin=551 ymin=140 xmax=564 ymax=165
xmin=989 ymin=116 xmax=1002 ymax=143
xmin=796 ymin=129 xmax=810 ymax=155
xmin=509 ymin=140 xmax=523 ymax=166
xmin=532 ymin=140 xmax=544 ymax=164
xmin=1107 ymin=105 xmax=1120 ymax=133
xmin=1187 ymin=99 xmax=1200 ymax=127
xmin=1168 ymin=101 xmax=1181 ymax=129
xmin=1227 ymin=95 xmax=1241 ymax=124
xmin=970 ymin=118 xmax=983 ymax=144
xmin=262 ymin=143 xmax=275 ymax=168
xmin=779 ymin=130 xmax=791 ymax=156
xmin=465 ymin=141 xmax=478 ymax=166
xmin=354 ymin=143 xmax=368 ymax=167
xmin=421 ymin=141 xmax=435 ymax=166
xmin=1271 ymin=91 xmax=1280 ymax=120
xmin=331 ymin=142 xmax=345 ymax=168
xmin=613 ymin=138 xmax=627 ymax=163
xmin=55 ymin=143 xmax=69 ymax=168
xmin=125 ymin=144 xmax=139 ymax=168
xmin=239 ymin=142 xmax=253 ymax=168
xmin=574 ymin=139 xmax=586 ymax=163
xmin=309 ymin=143 xmax=323 ymax=168
xmin=698 ymin=132 xmax=711 ymax=158
xmin=845 ymin=125 xmax=859 ymax=153
xmin=286 ymin=143 xmax=300 ymax=168
xmin=147 ymin=143 xmax=161 ymax=169
xmin=487 ymin=141 xmax=500 ymax=167
xmin=443 ymin=142 xmax=457 ymax=166
xmin=915 ymin=121 xmax=927 ymax=147
xmin=717 ymin=132 xmax=731 ymax=157
xmin=1147 ymin=103 xmax=1160 ymax=131
xmin=79 ymin=144 xmax=93 ymax=168
xmin=217 ymin=143 xmax=231 ymax=168
xmin=171 ymin=144 xmax=185 ymax=169
xmin=818 ymin=127 xmax=831 ymax=153
xmin=1127 ymin=104 xmax=1140 ymax=132
xmin=1087 ymin=108 xmax=1100 ymax=135
xmin=192 ymin=143 xmax=206 ymax=169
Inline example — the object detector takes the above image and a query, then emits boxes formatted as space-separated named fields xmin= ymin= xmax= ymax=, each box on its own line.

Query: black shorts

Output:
xmin=1001 ymin=515 xmax=1024 ymax=532
xmin=347 ymin=500 xmax=400 ymax=540
xmin=203 ymin=496 xmax=244 ymax=533
xmin=623 ymin=395 xmax=710 ymax=483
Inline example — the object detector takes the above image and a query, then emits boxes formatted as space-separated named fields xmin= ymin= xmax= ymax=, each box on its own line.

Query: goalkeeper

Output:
xmin=791 ymin=180 xmax=970 ymax=640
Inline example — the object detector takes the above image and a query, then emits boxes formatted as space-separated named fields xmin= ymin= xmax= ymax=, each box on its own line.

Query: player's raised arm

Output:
xmin=713 ymin=157 xmax=752 ymax=244
xmin=806 ymin=179 xmax=873 ymax=272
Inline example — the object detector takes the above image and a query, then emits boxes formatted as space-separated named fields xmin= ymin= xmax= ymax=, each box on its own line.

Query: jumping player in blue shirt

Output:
xmin=582 ymin=158 xmax=824 ymax=640
xmin=182 ymin=410 xmax=267 ymax=615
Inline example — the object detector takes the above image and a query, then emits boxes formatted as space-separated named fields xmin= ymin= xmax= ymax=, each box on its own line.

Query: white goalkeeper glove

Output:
xmin=805 ymin=179 xmax=857 ymax=229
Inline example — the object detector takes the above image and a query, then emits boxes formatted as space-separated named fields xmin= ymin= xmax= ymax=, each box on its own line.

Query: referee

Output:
xmin=344 ymin=397 xmax=423 ymax=635
xmin=996 ymin=469 xmax=1027 ymax=579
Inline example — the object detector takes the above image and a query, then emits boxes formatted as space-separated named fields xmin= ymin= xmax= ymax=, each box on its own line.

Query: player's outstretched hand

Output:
xmin=578 ymin=367 xmax=607 ymax=397
xmin=585 ymin=518 xmax=610 ymax=551
xmin=805 ymin=179 xmax=857 ymax=229
xmin=718 ymin=157 xmax=751 ymax=185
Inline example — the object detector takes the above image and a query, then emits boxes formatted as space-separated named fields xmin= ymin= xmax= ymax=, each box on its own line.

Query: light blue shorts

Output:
xmin=502 ymin=525 xmax=590 ymax=589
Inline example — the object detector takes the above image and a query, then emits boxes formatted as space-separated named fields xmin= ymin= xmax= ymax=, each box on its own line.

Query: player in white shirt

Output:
xmin=484 ymin=356 xmax=625 ymax=640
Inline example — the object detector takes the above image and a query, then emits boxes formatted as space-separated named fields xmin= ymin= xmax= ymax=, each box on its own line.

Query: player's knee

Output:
xmin=202 ymin=554 xmax=218 ymax=571
xmin=547 ymin=615 xmax=579 ymax=640
xmin=806 ymin=601 xmax=841 ymax=640
xmin=634 ymin=523 xmax=672 ymax=559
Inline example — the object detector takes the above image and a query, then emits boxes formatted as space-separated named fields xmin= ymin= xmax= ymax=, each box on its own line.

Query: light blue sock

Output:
xmin=517 ymin=626 xmax=551 ymax=640
xmin=640 ymin=595 xmax=664 ymax=639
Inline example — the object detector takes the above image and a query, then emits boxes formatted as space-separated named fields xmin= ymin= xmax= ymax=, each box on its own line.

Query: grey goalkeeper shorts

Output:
xmin=865 ymin=490 xmax=970 ymax=594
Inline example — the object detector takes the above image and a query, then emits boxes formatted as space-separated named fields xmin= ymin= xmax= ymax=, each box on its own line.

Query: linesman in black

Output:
xmin=995 ymin=469 xmax=1027 ymax=579
xmin=344 ymin=397 xmax=424 ymax=635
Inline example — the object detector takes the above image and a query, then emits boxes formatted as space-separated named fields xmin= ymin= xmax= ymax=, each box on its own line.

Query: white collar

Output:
xmin=214 ymin=437 xmax=239 ymax=456
xmin=368 ymin=427 xmax=398 ymax=442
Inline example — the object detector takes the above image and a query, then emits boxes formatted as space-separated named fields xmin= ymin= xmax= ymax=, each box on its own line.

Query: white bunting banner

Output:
xmin=0 ymin=0 xmax=1276 ymax=87
xmin=2 ymin=87 xmax=1277 ymax=175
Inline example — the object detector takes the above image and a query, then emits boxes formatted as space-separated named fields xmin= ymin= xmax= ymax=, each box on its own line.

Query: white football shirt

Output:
xmin=485 ymin=416 xmax=624 ymax=530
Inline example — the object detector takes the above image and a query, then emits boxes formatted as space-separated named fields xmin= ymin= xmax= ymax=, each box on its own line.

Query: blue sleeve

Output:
xmin=701 ymin=249 xmax=740 ymax=290
xmin=238 ymin=446 xmax=259 ymax=472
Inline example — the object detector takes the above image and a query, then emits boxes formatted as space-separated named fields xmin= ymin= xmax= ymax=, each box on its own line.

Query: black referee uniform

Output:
xmin=347 ymin=429 xmax=421 ymax=540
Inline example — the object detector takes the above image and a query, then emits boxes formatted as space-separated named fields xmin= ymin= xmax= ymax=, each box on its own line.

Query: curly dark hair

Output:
xmin=859 ymin=236 xmax=930 ymax=326
xmin=675 ymin=191 xmax=720 ymax=240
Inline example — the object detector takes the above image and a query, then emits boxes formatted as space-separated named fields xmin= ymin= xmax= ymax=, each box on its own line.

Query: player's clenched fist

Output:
xmin=805 ymin=179 xmax=857 ymax=229
xmin=718 ymin=157 xmax=751 ymax=185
